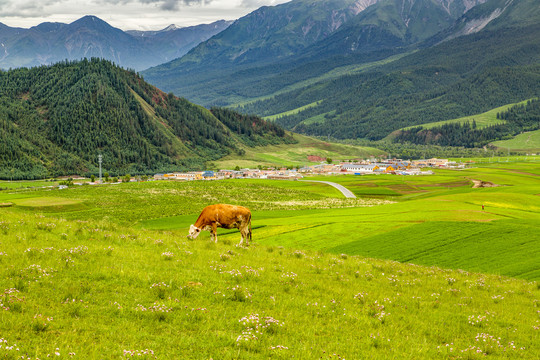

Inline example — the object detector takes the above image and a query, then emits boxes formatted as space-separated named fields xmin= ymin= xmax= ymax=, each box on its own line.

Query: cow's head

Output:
xmin=187 ymin=224 xmax=201 ymax=239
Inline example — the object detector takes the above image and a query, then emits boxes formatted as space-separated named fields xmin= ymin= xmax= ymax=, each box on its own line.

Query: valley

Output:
xmin=1 ymin=0 xmax=540 ymax=358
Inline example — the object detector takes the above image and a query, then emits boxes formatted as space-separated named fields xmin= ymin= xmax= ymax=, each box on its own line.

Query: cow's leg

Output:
xmin=239 ymin=225 xmax=248 ymax=246
xmin=211 ymin=223 xmax=218 ymax=243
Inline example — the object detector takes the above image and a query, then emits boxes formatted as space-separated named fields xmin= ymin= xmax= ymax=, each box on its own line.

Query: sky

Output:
xmin=0 ymin=0 xmax=292 ymax=31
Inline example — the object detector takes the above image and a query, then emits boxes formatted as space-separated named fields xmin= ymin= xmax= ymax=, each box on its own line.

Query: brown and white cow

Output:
xmin=187 ymin=204 xmax=252 ymax=246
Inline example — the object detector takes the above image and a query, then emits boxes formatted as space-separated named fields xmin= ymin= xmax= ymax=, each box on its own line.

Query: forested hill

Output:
xmin=0 ymin=59 xmax=294 ymax=180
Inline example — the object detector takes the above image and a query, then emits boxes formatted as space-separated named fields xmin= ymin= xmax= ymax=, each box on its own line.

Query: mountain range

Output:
xmin=0 ymin=0 xmax=540 ymax=154
xmin=142 ymin=0 xmax=488 ymax=104
xmin=143 ymin=0 xmax=540 ymax=141
xmin=0 ymin=16 xmax=232 ymax=71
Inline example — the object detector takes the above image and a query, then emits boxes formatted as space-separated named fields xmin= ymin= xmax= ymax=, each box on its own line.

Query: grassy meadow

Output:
xmin=491 ymin=129 xmax=540 ymax=152
xmin=399 ymin=100 xmax=536 ymax=132
xmin=0 ymin=160 xmax=539 ymax=359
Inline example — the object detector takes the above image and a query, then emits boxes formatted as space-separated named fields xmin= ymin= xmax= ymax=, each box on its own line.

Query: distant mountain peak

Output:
xmin=0 ymin=16 xmax=231 ymax=71
xmin=70 ymin=15 xmax=111 ymax=28
xmin=76 ymin=15 xmax=101 ymax=22
xmin=162 ymin=24 xmax=180 ymax=32
xmin=351 ymin=0 xmax=379 ymax=14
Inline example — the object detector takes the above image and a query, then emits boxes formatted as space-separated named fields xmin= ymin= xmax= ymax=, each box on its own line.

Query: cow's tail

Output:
xmin=248 ymin=213 xmax=252 ymax=242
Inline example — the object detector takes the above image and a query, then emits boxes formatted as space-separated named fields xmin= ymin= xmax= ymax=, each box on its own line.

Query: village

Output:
xmin=153 ymin=158 xmax=460 ymax=181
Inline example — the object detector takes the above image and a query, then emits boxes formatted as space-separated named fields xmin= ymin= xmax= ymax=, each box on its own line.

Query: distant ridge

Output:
xmin=0 ymin=16 xmax=231 ymax=70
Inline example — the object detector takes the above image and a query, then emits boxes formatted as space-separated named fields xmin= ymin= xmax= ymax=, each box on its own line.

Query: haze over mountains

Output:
xmin=0 ymin=16 xmax=232 ymax=71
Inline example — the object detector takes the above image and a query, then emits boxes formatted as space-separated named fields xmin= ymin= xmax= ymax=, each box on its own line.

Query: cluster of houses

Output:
xmin=153 ymin=158 xmax=453 ymax=181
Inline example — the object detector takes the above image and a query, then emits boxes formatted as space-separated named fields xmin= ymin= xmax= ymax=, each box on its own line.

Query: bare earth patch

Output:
xmin=471 ymin=179 xmax=499 ymax=188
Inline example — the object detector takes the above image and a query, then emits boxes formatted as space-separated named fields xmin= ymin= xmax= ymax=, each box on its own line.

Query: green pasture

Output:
xmin=0 ymin=161 xmax=539 ymax=358
xmin=263 ymin=101 xmax=322 ymax=121
xmin=133 ymin=162 xmax=539 ymax=281
xmin=1 ymin=162 xmax=538 ymax=281
xmin=491 ymin=129 xmax=540 ymax=151
xmin=0 ymin=180 xmax=55 ymax=190
xmin=0 ymin=209 xmax=538 ymax=359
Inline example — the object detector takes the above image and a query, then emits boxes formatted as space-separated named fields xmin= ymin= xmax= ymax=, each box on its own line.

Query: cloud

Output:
xmin=0 ymin=0 xmax=291 ymax=30
xmin=137 ymin=0 xmax=218 ymax=12
xmin=104 ymin=0 xmax=215 ymax=11
xmin=240 ymin=0 xmax=287 ymax=7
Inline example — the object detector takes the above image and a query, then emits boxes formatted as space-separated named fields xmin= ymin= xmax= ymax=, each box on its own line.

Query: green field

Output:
xmin=0 ymin=180 xmax=56 ymax=190
xmin=491 ymin=129 xmax=540 ymax=151
xmin=213 ymin=132 xmax=386 ymax=169
xmin=0 ymin=161 xmax=539 ymax=359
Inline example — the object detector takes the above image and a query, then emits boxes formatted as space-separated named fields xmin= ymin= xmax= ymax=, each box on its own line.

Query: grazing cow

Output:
xmin=187 ymin=204 xmax=252 ymax=246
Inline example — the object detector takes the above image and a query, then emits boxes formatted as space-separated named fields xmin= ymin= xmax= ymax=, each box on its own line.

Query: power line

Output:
xmin=98 ymin=154 xmax=103 ymax=183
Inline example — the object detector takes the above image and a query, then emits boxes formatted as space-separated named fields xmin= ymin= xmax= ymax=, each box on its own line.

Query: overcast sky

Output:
xmin=0 ymin=0 xmax=292 ymax=30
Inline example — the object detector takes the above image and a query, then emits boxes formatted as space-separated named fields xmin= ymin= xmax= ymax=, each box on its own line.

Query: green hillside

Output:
xmin=228 ymin=0 xmax=540 ymax=142
xmin=398 ymin=101 xmax=524 ymax=132
xmin=394 ymin=98 xmax=540 ymax=148
xmin=491 ymin=130 xmax=540 ymax=151
xmin=0 ymin=59 xmax=294 ymax=180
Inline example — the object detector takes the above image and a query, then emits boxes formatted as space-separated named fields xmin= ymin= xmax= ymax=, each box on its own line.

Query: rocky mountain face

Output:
xmin=430 ymin=0 xmax=540 ymax=42
xmin=0 ymin=16 xmax=231 ymax=70
xmin=174 ymin=0 xmax=370 ymax=68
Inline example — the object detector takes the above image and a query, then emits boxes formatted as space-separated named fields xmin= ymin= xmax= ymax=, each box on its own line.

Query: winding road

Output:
xmin=300 ymin=180 xmax=356 ymax=198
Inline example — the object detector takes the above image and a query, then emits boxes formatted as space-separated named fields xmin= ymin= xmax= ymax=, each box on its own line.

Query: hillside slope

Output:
xmin=0 ymin=59 xmax=294 ymax=180
xmin=239 ymin=0 xmax=540 ymax=140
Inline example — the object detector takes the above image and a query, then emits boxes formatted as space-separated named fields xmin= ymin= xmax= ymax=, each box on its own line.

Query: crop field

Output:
xmin=0 ymin=160 xmax=539 ymax=359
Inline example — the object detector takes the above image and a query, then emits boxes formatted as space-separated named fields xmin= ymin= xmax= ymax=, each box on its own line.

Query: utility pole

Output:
xmin=98 ymin=154 xmax=103 ymax=183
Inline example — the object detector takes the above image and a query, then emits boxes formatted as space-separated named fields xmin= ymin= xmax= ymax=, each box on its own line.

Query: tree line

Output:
xmin=393 ymin=99 xmax=540 ymax=148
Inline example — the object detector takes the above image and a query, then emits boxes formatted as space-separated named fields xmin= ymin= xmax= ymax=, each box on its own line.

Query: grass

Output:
xmin=213 ymin=133 xmax=386 ymax=169
xmin=397 ymin=99 xmax=536 ymax=133
xmin=0 ymin=180 xmax=56 ymax=190
xmin=0 ymin=210 xmax=538 ymax=359
xmin=491 ymin=129 xmax=540 ymax=151
xmin=0 ymin=160 xmax=539 ymax=358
